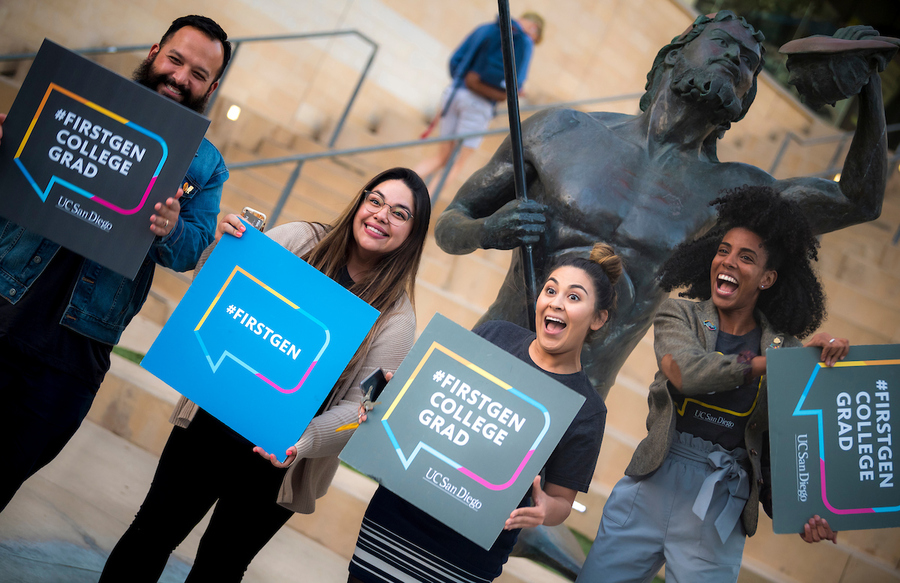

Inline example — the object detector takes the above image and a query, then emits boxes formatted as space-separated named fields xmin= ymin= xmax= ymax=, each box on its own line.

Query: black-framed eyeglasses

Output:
xmin=363 ymin=190 xmax=413 ymax=225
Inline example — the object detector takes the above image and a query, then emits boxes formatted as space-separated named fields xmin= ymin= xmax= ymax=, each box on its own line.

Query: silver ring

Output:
xmin=164 ymin=218 xmax=169 ymax=228
xmin=829 ymin=338 xmax=835 ymax=344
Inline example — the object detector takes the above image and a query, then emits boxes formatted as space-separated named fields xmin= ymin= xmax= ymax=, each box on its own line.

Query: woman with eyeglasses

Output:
xmin=101 ymin=167 xmax=431 ymax=583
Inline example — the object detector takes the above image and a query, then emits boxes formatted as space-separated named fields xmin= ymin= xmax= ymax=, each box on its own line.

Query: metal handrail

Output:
xmin=229 ymin=91 xmax=646 ymax=219
xmin=768 ymin=122 xmax=900 ymax=176
xmin=0 ymin=30 xmax=379 ymax=150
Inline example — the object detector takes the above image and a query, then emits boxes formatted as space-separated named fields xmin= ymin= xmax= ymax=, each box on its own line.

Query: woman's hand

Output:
xmin=252 ymin=445 xmax=297 ymax=468
xmin=215 ymin=213 xmax=246 ymax=243
xmin=505 ymin=476 xmax=548 ymax=530
xmin=504 ymin=476 xmax=577 ymax=530
xmin=803 ymin=332 xmax=849 ymax=367
xmin=358 ymin=371 xmax=393 ymax=424
xmin=799 ymin=515 xmax=838 ymax=544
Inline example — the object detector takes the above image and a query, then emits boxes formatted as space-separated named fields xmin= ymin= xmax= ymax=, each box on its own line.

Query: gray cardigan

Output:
xmin=170 ymin=222 xmax=416 ymax=513
xmin=625 ymin=298 xmax=800 ymax=536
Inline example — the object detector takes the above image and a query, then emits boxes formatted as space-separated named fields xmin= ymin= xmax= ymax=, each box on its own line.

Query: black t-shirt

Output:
xmin=671 ymin=327 xmax=761 ymax=450
xmin=360 ymin=320 xmax=606 ymax=578
xmin=474 ymin=320 xmax=607 ymax=492
xmin=0 ymin=247 xmax=111 ymax=387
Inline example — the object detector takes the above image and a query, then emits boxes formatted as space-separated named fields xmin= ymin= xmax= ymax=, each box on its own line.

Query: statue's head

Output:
xmin=641 ymin=11 xmax=765 ymax=133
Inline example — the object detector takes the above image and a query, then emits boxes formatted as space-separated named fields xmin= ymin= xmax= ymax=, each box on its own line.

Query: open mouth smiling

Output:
xmin=365 ymin=223 xmax=388 ymax=237
xmin=716 ymin=273 xmax=738 ymax=295
xmin=544 ymin=315 xmax=567 ymax=332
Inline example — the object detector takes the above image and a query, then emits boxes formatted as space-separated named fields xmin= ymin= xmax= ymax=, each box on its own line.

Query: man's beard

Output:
xmin=133 ymin=56 xmax=211 ymax=114
xmin=670 ymin=61 xmax=744 ymax=126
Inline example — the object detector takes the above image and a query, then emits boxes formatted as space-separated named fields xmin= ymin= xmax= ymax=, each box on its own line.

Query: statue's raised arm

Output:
xmin=771 ymin=25 xmax=896 ymax=234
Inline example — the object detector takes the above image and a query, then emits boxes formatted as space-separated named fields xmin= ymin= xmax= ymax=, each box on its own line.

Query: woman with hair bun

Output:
xmin=348 ymin=243 xmax=623 ymax=583
xmin=578 ymin=185 xmax=846 ymax=583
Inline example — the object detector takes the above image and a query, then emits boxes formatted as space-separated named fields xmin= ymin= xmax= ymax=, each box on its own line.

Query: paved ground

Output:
xmin=0 ymin=421 xmax=349 ymax=583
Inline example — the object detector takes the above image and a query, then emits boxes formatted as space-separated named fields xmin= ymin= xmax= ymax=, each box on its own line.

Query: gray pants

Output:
xmin=577 ymin=432 xmax=750 ymax=583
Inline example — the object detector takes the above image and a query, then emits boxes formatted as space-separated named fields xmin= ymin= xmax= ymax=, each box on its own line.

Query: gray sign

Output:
xmin=341 ymin=314 xmax=585 ymax=549
xmin=768 ymin=344 xmax=899 ymax=533
xmin=0 ymin=39 xmax=209 ymax=278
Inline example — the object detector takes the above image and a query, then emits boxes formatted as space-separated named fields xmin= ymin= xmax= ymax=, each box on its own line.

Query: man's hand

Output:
xmin=0 ymin=113 xmax=6 ymax=146
xmin=481 ymin=199 xmax=547 ymax=249
xmin=150 ymin=188 xmax=183 ymax=237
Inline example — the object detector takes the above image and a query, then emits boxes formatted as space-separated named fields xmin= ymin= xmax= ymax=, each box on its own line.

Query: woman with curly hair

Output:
xmin=577 ymin=185 xmax=846 ymax=583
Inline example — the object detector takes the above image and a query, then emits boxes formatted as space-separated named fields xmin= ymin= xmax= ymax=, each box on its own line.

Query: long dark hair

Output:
xmin=658 ymin=185 xmax=825 ymax=338
xmin=305 ymin=167 xmax=430 ymax=386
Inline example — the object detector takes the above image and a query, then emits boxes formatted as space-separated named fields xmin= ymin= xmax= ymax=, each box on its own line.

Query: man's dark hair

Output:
xmin=658 ymin=185 xmax=826 ymax=338
xmin=640 ymin=11 xmax=765 ymax=160
xmin=159 ymin=15 xmax=232 ymax=81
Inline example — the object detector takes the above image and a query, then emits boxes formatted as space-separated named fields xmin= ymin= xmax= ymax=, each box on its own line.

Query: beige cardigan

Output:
xmin=169 ymin=222 xmax=416 ymax=513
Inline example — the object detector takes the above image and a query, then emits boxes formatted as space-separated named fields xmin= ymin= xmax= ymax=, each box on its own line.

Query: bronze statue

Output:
xmin=435 ymin=11 xmax=890 ymax=399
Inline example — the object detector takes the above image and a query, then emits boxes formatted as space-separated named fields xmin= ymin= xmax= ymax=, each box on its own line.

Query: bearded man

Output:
xmin=0 ymin=14 xmax=230 ymax=511
xmin=434 ymin=11 xmax=888 ymax=399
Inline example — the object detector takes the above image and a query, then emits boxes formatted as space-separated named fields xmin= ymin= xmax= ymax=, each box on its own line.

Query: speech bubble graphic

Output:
xmin=381 ymin=342 xmax=550 ymax=491
xmin=340 ymin=314 xmax=587 ymax=550
xmin=792 ymin=359 xmax=900 ymax=515
xmin=14 ymin=83 xmax=166 ymax=215
xmin=194 ymin=265 xmax=330 ymax=394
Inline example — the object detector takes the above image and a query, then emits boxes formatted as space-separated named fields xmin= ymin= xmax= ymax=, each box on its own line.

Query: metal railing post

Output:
xmin=271 ymin=160 xmax=305 ymax=226
xmin=768 ymin=131 xmax=798 ymax=176
xmin=327 ymin=35 xmax=377 ymax=148
xmin=430 ymin=140 xmax=464 ymax=204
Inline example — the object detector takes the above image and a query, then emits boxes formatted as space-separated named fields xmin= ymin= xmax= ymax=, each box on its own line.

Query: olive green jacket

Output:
xmin=625 ymin=298 xmax=800 ymax=536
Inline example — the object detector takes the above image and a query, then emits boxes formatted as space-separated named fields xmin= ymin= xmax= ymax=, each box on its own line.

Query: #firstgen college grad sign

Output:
xmin=341 ymin=314 xmax=586 ymax=549
xmin=0 ymin=39 xmax=209 ymax=278
xmin=768 ymin=344 xmax=899 ymax=533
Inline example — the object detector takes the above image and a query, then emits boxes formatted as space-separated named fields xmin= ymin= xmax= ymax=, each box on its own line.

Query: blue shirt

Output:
xmin=449 ymin=18 xmax=534 ymax=92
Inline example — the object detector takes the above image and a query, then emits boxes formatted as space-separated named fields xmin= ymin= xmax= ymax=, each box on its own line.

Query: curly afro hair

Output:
xmin=658 ymin=185 xmax=826 ymax=338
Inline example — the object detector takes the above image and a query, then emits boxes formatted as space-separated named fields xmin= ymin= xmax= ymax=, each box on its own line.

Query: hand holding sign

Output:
xmin=799 ymin=515 xmax=838 ymax=544
xmin=216 ymin=212 xmax=247 ymax=242
xmin=253 ymin=444 xmax=297 ymax=469
xmin=150 ymin=189 xmax=182 ymax=237
xmin=803 ymin=331 xmax=850 ymax=367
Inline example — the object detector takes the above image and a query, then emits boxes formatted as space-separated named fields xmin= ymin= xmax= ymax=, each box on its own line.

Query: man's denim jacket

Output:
xmin=0 ymin=138 xmax=227 ymax=345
